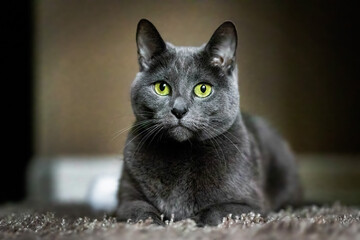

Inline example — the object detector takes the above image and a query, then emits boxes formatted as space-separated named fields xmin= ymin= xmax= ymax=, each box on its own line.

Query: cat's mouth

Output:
xmin=178 ymin=121 xmax=192 ymax=130
xmin=168 ymin=123 xmax=194 ymax=142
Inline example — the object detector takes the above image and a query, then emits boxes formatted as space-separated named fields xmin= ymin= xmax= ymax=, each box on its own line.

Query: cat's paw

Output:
xmin=193 ymin=204 xmax=254 ymax=227
xmin=116 ymin=209 xmax=165 ymax=226
xmin=192 ymin=208 xmax=224 ymax=227
xmin=132 ymin=212 xmax=165 ymax=226
xmin=116 ymin=200 xmax=165 ymax=226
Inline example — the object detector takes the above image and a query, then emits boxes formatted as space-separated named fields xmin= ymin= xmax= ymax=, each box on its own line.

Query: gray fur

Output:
xmin=116 ymin=19 xmax=302 ymax=226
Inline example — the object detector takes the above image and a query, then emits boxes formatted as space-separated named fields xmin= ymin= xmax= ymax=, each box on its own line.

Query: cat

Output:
xmin=116 ymin=19 xmax=302 ymax=226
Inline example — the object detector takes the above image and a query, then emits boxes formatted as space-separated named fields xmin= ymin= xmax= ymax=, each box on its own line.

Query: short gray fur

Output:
xmin=116 ymin=19 xmax=302 ymax=226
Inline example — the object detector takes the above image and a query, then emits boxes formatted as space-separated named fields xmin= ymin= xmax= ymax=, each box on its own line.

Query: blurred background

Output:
xmin=2 ymin=1 xmax=359 ymax=208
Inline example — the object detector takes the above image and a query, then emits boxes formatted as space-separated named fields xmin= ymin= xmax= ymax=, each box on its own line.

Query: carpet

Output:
xmin=0 ymin=203 xmax=359 ymax=240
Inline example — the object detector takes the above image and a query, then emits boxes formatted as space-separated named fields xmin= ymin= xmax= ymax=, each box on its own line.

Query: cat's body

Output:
xmin=116 ymin=19 xmax=301 ymax=226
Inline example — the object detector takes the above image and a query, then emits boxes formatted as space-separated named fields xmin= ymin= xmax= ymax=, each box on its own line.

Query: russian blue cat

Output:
xmin=116 ymin=19 xmax=302 ymax=226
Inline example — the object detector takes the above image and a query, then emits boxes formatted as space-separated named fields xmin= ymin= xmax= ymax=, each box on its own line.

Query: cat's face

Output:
xmin=131 ymin=19 xmax=239 ymax=142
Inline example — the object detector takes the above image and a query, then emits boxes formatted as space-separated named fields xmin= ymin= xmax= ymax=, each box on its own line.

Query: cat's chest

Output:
xmin=154 ymin=174 xmax=196 ymax=220
xmin=131 ymin=147 xmax=232 ymax=219
xmin=138 ymin=152 xmax=197 ymax=218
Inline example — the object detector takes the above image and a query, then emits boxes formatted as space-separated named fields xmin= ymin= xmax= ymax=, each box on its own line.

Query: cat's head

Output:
xmin=131 ymin=19 xmax=240 ymax=142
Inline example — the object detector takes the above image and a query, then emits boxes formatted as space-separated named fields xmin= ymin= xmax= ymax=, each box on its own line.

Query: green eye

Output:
xmin=154 ymin=82 xmax=171 ymax=96
xmin=194 ymin=83 xmax=212 ymax=98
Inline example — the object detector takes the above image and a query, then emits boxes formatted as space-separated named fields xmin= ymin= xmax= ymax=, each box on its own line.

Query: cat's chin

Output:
xmin=169 ymin=126 xmax=193 ymax=142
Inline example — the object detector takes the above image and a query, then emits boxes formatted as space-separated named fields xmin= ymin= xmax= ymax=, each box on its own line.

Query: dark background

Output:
xmin=279 ymin=2 xmax=359 ymax=153
xmin=1 ymin=1 xmax=359 ymax=204
xmin=2 ymin=2 xmax=33 ymax=203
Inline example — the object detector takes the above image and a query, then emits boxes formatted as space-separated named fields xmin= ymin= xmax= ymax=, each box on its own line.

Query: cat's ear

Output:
xmin=205 ymin=21 xmax=237 ymax=71
xmin=136 ymin=19 xmax=166 ymax=71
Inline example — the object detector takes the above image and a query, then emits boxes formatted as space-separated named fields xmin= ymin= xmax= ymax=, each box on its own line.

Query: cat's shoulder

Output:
xmin=240 ymin=111 xmax=281 ymax=140
xmin=241 ymin=111 xmax=267 ymax=130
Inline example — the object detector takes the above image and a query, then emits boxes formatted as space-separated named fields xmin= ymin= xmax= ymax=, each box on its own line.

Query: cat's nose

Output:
xmin=171 ymin=107 xmax=188 ymax=119
xmin=171 ymin=98 xmax=188 ymax=119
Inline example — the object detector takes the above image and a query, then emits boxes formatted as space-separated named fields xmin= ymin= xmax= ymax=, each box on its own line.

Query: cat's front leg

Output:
xmin=116 ymin=200 xmax=164 ymax=225
xmin=193 ymin=203 xmax=259 ymax=227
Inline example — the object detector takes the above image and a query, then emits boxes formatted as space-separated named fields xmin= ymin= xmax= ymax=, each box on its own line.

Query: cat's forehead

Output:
xmin=172 ymin=45 xmax=203 ymax=55
xmin=167 ymin=44 xmax=203 ymax=71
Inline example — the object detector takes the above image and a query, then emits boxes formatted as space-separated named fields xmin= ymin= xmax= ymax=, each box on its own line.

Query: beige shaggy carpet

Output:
xmin=0 ymin=203 xmax=359 ymax=240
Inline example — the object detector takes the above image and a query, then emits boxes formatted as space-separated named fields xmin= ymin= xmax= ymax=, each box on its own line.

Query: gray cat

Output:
xmin=116 ymin=19 xmax=302 ymax=226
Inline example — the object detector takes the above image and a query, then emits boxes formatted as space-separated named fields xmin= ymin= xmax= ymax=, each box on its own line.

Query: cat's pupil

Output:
xmin=160 ymin=83 xmax=166 ymax=91
xmin=200 ymin=84 xmax=206 ymax=93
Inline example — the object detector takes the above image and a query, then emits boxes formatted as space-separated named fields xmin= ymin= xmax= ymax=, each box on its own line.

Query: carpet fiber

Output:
xmin=0 ymin=203 xmax=359 ymax=240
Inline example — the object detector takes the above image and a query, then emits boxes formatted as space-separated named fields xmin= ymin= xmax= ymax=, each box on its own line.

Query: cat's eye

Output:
xmin=194 ymin=83 xmax=212 ymax=98
xmin=154 ymin=81 xmax=171 ymax=96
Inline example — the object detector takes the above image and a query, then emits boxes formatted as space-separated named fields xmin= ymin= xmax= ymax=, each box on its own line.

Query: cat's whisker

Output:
xmin=111 ymin=125 xmax=135 ymax=141
xmin=206 ymin=124 xmax=250 ymax=163
xmin=187 ymin=136 xmax=193 ymax=148
xmin=210 ymin=121 xmax=249 ymax=146
xmin=199 ymin=126 xmax=226 ymax=165
xmin=132 ymin=124 xmax=163 ymax=158
xmin=132 ymin=124 xmax=162 ymax=158
xmin=111 ymin=119 xmax=155 ymax=141
xmin=201 ymin=129 xmax=221 ymax=157
xmin=147 ymin=125 xmax=164 ymax=147
xmin=211 ymin=132 xmax=227 ymax=166
xmin=122 ymin=121 xmax=158 ymax=150
xmin=186 ymin=119 xmax=239 ymax=165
